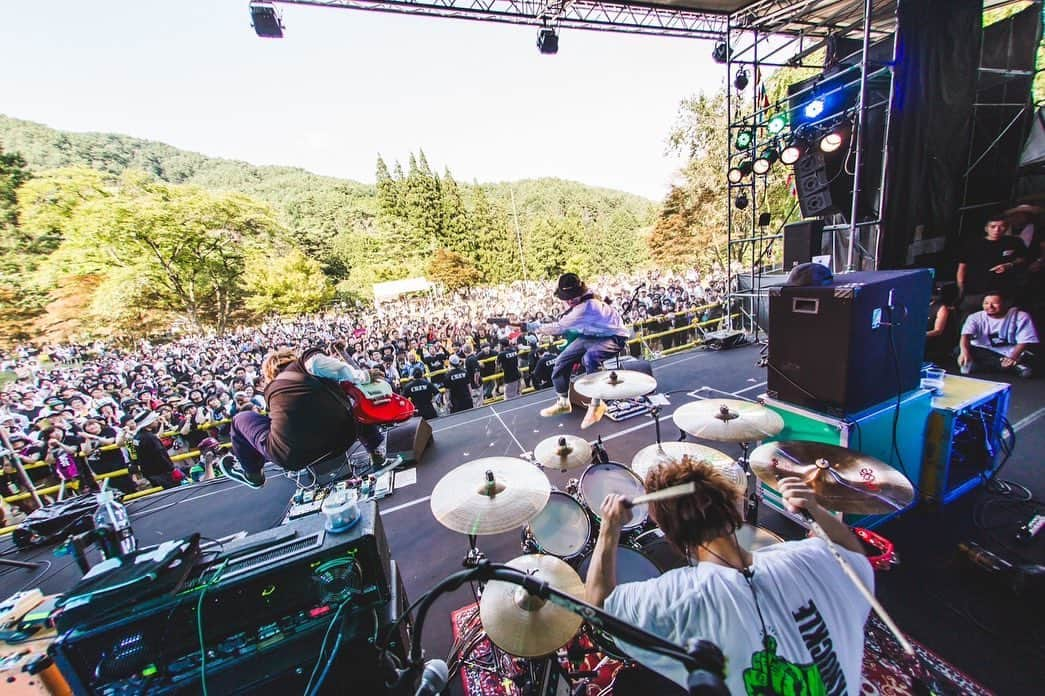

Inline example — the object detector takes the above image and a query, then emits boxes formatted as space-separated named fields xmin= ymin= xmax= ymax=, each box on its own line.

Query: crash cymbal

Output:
xmin=749 ymin=441 xmax=915 ymax=515
xmin=533 ymin=435 xmax=592 ymax=471
xmin=479 ymin=554 xmax=584 ymax=657
xmin=573 ymin=370 xmax=657 ymax=400
xmin=430 ymin=457 xmax=551 ymax=535
xmin=672 ymin=399 xmax=784 ymax=443
xmin=630 ymin=441 xmax=744 ymax=489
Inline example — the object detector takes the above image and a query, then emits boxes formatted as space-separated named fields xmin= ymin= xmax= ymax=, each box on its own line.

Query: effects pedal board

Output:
xmin=605 ymin=399 xmax=650 ymax=422
xmin=284 ymin=473 xmax=396 ymax=524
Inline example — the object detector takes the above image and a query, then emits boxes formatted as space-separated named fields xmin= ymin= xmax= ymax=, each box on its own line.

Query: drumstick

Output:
xmin=624 ymin=482 xmax=696 ymax=508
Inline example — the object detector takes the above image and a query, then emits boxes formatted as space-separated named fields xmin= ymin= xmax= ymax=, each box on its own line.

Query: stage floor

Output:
xmin=1 ymin=344 xmax=1042 ymax=693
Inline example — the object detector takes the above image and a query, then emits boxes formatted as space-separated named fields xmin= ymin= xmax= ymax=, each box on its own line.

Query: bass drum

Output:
xmin=522 ymin=491 xmax=592 ymax=560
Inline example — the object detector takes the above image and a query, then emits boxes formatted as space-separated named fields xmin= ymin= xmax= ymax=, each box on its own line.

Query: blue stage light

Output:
xmin=804 ymin=98 xmax=825 ymax=119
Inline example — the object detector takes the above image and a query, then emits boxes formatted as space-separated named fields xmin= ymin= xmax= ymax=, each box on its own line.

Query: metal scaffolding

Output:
xmin=723 ymin=0 xmax=900 ymax=339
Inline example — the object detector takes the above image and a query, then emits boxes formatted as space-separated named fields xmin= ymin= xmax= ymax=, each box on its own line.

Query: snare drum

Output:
xmin=524 ymin=491 xmax=592 ymax=560
xmin=579 ymin=462 xmax=647 ymax=532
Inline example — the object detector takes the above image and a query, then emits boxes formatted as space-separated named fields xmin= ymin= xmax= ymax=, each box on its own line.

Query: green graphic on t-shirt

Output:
xmin=742 ymin=636 xmax=827 ymax=696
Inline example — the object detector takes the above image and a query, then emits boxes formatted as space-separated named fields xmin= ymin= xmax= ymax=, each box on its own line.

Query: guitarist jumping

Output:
xmin=220 ymin=346 xmax=408 ymax=489
xmin=539 ymin=273 xmax=631 ymax=429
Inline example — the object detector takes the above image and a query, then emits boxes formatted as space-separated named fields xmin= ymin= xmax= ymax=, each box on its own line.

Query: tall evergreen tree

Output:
xmin=439 ymin=168 xmax=474 ymax=258
xmin=375 ymin=155 xmax=397 ymax=219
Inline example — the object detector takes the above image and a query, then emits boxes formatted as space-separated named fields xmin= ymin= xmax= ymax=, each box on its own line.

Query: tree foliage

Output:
xmin=425 ymin=248 xmax=482 ymax=291
xmin=245 ymin=248 xmax=335 ymax=317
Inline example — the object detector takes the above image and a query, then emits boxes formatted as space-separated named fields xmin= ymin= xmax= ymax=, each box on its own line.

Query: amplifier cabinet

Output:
xmin=921 ymin=375 xmax=1010 ymax=504
xmin=768 ymin=269 xmax=931 ymax=415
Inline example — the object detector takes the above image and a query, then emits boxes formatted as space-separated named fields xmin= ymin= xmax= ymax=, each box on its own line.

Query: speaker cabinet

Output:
xmin=783 ymin=220 xmax=826 ymax=269
xmin=767 ymin=270 xmax=931 ymax=415
xmin=794 ymin=152 xmax=837 ymax=218
xmin=386 ymin=417 xmax=432 ymax=464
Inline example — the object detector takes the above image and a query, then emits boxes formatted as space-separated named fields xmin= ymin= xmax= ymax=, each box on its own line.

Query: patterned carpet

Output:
xmin=449 ymin=604 xmax=993 ymax=695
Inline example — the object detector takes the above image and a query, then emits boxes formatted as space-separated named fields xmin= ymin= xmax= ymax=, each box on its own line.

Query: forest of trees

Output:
xmin=0 ymin=115 xmax=659 ymax=344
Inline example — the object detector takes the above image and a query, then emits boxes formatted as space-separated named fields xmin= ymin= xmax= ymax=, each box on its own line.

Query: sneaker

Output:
xmin=1015 ymin=363 xmax=1033 ymax=379
xmin=540 ymin=400 xmax=572 ymax=417
xmin=581 ymin=400 xmax=608 ymax=430
xmin=217 ymin=455 xmax=265 ymax=489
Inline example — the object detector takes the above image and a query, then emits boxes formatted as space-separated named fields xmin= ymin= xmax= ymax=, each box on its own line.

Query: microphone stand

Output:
xmin=401 ymin=562 xmax=728 ymax=696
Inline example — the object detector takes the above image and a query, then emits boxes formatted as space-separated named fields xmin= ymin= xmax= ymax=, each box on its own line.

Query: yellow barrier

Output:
xmin=123 ymin=487 xmax=164 ymax=501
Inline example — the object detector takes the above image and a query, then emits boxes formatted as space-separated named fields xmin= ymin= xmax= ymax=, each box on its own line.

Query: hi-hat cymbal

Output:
xmin=533 ymin=435 xmax=592 ymax=471
xmin=672 ymin=399 xmax=784 ymax=443
xmin=631 ymin=441 xmax=744 ymax=488
xmin=430 ymin=457 xmax=551 ymax=535
xmin=749 ymin=441 xmax=915 ymax=515
xmin=479 ymin=554 xmax=584 ymax=657
xmin=573 ymin=370 xmax=657 ymax=400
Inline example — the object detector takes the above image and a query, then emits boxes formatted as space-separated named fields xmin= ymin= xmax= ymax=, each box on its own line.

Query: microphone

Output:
xmin=414 ymin=658 xmax=448 ymax=696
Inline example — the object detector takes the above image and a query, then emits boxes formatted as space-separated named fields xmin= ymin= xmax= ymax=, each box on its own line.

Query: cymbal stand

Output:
xmin=736 ymin=442 xmax=760 ymax=526
xmin=457 ymin=534 xmax=512 ymax=683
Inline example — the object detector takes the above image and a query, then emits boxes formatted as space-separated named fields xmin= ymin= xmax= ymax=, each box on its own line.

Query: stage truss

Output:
xmin=724 ymin=0 xmax=900 ymax=340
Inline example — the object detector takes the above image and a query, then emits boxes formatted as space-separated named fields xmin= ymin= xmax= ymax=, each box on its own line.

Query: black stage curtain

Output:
xmin=879 ymin=0 xmax=982 ymax=270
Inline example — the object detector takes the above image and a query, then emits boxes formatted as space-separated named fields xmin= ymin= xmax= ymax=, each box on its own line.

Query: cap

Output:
xmin=785 ymin=262 xmax=833 ymax=287
xmin=449 ymin=355 xmax=462 ymax=366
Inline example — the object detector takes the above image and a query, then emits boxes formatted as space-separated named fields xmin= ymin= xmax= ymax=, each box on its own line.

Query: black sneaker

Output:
xmin=217 ymin=455 xmax=266 ymax=489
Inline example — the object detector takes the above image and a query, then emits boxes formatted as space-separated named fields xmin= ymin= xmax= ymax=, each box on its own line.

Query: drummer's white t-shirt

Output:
xmin=604 ymin=538 xmax=872 ymax=696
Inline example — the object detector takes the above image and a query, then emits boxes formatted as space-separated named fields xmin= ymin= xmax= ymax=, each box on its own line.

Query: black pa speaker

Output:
xmin=783 ymin=220 xmax=826 ymax=270
xmin=767 ymin=270 xmax=932 ymax=415
xmin=386 ymin=417 xmax=432 ymax=465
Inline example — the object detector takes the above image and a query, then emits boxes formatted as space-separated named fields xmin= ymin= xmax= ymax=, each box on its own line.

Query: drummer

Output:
xmin=538 ymin=273 xmax=632 ymax=429
xmin=584 ymin=456 xmax=871 ymax=695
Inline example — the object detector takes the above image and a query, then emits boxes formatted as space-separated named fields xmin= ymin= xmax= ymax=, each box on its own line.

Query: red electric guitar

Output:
xmin=330 ymin=345 xmax=415 ymax=425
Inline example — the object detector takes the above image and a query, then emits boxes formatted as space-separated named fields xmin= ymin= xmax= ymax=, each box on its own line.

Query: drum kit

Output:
xmin=427 ymin=369 xmax=919 ymax=693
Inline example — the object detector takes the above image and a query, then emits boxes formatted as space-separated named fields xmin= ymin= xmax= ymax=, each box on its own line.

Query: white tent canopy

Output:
xmin=372 ymin=277 xmax=432 ymax=303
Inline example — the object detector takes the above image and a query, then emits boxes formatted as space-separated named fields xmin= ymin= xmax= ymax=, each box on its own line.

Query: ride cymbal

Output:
xmin=533 ymin=435 xmax=592 ymax=471
xmin=749 ymin=440 xmax=915 ymax=515
xmin=672 ymin=399 xmax=784 ymax=443
xmin=630 ymin=441 xmax=744 ymax=488
xmin=573 ymin=370 xmax=657 ymax=400
xmin=479 ymin=554 xmax=584 ymax=657
xmin=430 ymin=457 xmax=551 ymax=535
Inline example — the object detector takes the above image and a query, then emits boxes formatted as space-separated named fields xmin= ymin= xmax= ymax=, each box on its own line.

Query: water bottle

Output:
xmin=93 ymin=489 xmax=136 ymax=559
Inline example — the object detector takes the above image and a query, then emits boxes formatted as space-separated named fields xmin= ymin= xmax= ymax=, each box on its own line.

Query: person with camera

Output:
xmin=82 ymin=418 xmax=136 ymax=493
xmin=539 ymin=273 xmax=631 ymax=429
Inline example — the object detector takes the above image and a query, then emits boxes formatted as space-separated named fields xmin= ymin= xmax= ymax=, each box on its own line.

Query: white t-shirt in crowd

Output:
xmin=604 ymin=538 xmax=872 ymax=696
xmin=961 ymin=308 xmax=1039 ymax=356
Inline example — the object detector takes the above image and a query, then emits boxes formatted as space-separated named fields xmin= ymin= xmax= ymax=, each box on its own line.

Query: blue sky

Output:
xmin=0 ymin=1 xmax=725 ymax=200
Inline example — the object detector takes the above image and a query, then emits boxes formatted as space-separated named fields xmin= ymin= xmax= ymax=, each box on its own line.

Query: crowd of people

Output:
xmin=0 ymin=267 xmax=729 ymax=509
xmin=926 ymin=205 xmax=1043 ymax=378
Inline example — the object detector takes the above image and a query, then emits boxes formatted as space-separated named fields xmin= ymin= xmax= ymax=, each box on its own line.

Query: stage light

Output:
xmin=727 ymin=167 xmax=744 ymax=184
xmin=820 ymin=131 xmax=845 ymax=153
xmin=767 ymin=113 xmax=788 ymax=136
xmin=758 ymin=212 xmax=771 ymax=227
xmin=734 ymin=69 xmax=749 ymax=91
xmin=735 ymin=193 xmax=749 ymax=210
xmin=537 ymin=28 xmax=559 ymax=54
xmin=803 ymin=98 xmax=825 ymax=119
xmin=250 ymin=1 xmax=284 ymax=38
xmin=780 ymin=137 xmax=807 ymax=165
xmin=713 ymin=41 xmax=731 ymax=64
xmin=752 ymin=147 xmax=778 ymax=175
xmin=735 ymin=129 xmax=754 ymax=150
xmin=739 ymin=159 xmax=754 ymax=177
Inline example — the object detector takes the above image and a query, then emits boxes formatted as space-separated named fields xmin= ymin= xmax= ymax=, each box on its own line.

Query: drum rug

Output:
xmin=450 ymin=604 xmax=993 ymax=695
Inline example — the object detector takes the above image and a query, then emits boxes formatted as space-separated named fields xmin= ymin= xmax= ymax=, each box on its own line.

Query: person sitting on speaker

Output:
xmin=538 ymin=273 xmax=631 ymax=429
xmin=958 ymin=291 xmax=1038 ymax=378
xmin=219 ymin=347 xmax=389 ymax=489
xmin=584 ymin=456 xmax=871 ymax=696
